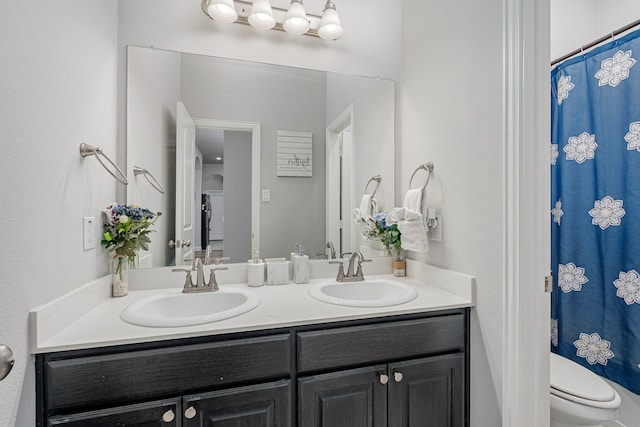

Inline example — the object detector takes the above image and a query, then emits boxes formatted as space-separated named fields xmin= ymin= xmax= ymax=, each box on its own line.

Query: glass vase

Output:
xmin=110 ymin=255 xmax=129 ymax=297
xmin=389 ymin=248 xmax=406 ymax=277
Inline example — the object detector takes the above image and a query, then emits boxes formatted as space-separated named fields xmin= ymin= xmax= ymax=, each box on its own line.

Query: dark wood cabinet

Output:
xmin=298 ymin=365 xmax=388 ymax=427
xmin=37 ymin=309 xmax=469 ymax=427
xmin=47 ymin=398 xmax=181 ymax=426
xmin=298 ymin=354 xmax=464 ymax=427
xmin=184 ymin=380 xmax=291 ymax=427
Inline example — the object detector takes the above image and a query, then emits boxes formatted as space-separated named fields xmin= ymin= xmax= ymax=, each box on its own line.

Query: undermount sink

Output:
xmin=308 ymin=278 xmax=418 ymax=308
xmin=120 ymin=288 xmax=260 ymax=327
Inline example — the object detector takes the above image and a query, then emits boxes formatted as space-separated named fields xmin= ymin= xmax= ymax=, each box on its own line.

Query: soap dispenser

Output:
xmin=293 ymin=243 xmax=309 ymax=284
xmin=247 ymin=249 xmax=265 ymax=287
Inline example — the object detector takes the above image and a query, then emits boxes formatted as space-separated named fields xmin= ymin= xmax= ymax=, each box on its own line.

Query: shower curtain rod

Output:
xmin=551 ymin=18 xmax=640 ymax=66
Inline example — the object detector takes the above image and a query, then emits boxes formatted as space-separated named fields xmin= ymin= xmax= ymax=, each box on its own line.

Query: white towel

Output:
xmin=359 ymin=195 xmax=376 ymax=218
xmin=403 ymin=188 xmax=428 ymax=230
xmin=387 ymin=207 xmax=429 ymax=252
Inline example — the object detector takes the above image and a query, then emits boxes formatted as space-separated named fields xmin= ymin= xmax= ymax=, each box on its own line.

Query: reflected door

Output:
xmin=175 ymin=102 xmax=195 ymax=265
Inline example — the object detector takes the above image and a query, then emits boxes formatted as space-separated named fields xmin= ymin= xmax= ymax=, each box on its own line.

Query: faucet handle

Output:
xmin=172 ymin=268 xmax=194 ymax=289
xmin=329 ymin=260 xmax=346 ymax=281
xmin=208 ymin=266 xmax=228 ymax=291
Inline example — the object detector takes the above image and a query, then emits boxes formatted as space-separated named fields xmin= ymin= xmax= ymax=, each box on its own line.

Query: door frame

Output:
xmin=503 ymin=0 xmax=551 ymax=425
xmin=192 ymin=118 xmax=261 ymax=256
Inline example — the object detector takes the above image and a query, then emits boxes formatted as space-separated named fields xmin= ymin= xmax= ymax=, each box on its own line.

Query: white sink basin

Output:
xmin=120 ymin=288 xmax=260 ymax=327
xmin=308 ymin=278 xmax=418 ymax=307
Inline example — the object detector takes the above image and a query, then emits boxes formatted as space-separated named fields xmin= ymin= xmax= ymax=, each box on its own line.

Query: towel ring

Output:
xmin=79 ymin=143 xmax=128 ymax=185
xmin=409 ymin=162 xmax=434 ymax=191
xmin=133 ymin=166 xmax=165 ymax=194
xmin=364 ymin=175 xmax=382 ymax=198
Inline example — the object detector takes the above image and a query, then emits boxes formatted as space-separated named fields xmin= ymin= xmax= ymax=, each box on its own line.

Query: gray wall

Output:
xmin=223 ymin=131 xmax=252 ymax=263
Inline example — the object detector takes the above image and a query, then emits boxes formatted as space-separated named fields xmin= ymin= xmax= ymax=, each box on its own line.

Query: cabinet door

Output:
xmin=298 ymin=364 xmax=387 ymax=427
xmin=48 ymin=398 xmax=181 ymax=427
xmin=183 ymin=380 xmax=291 ymax=427
xmin=388 ymin=354 xmax=464 ymax=427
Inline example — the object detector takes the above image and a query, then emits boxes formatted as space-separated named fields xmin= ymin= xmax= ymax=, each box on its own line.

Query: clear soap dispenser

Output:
xmin=293 ymin=243 xmax=309 ymax=284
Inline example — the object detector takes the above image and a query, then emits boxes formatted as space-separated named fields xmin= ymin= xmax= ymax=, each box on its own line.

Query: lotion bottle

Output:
xmin=247 ymin=249 xmax=265 ymax=287
xmin=293 ymin=244 xmax=309 ymax=284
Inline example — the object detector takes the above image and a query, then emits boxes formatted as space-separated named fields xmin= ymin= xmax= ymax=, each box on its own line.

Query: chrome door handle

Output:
xmin=0 ymin=344 xmax=14 ymax=381
xmin=168 ymin=239 xmax=192 ymax=248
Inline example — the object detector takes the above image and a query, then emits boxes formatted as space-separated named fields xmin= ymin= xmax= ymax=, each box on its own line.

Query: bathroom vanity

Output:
xmin=37 ymin=310 xmax=468 ymax=426
xmin=32 ymin=261 xmax=473 ymax=426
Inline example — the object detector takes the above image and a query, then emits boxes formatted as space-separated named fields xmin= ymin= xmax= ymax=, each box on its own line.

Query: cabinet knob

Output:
xmin=184 ymin=406 xmax=197 ymax=419
xmin=393 ymin=370 xmax=404 ymax=382
xmin=162 ymin=409 xmax=175 ymax=423
xmin=378 ymin=373 xmax=389 ymax=385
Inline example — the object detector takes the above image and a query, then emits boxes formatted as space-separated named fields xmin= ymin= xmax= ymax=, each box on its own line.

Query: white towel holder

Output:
xmin=409 ymin=162 xmax=434 ymax=191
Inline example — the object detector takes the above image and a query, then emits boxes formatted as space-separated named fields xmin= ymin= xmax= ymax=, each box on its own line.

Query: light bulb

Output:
xmin=248 ymin=0 xmax=275 ymax=30
xmin=283 ymin=0 xmax=310 ymax=35
xmin=318 ymin=1 xmax=343 ymax=40
xmin=206 ymin=0 xmax=238 ymax=24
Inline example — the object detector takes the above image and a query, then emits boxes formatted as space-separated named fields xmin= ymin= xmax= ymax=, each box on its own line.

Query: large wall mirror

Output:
xmin=126 ymin=46 xmax=395 ymax=267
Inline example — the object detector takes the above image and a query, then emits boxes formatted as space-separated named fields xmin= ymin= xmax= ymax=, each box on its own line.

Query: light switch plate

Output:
xmin=83 ymin=217 xmax=96 ymax=250
xmin=261 ymin=189 xmax=271 ymax=202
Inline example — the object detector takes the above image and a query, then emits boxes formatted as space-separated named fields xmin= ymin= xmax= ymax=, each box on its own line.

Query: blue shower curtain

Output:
xmin=551 ymin=28 xmax=640 ymax=394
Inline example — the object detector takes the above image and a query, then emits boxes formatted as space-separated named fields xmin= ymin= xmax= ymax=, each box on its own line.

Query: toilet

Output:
xmin=550 ymin=352 xmax=622 ymax=427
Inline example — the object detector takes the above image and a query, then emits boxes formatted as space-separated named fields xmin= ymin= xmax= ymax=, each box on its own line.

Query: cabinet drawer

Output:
xmin=45 ymin=334 xmax=291 ymax=412
xmin=297 ymin=315 xmax=464 ymax=373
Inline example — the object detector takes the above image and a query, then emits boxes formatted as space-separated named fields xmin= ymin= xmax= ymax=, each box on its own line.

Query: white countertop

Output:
xmin=30 ymin=259 xmax=475 ymax=354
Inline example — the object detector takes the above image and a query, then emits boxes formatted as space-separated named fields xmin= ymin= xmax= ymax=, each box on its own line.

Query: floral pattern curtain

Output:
xmin=551 ymin=28 xmax=640 ymax=394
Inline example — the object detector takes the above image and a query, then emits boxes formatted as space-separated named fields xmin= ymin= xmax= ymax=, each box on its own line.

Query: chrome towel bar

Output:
xmin=133 ymin=166 xmax=165 ymax=194
xmin=79 ymin=143 xmax=128 ymax=185
xmin=409 ymin=162 xmax=434 ymax=191
xmin=364 ymin=175 xmax=382 ymax=198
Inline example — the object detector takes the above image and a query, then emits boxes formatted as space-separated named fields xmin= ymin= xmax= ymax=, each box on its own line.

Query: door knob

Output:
xmin=0 ymin=344 xmax=14 ymax=381
xmin=168 ymin=239 xmax=192 ymax=248
xmin=184 ymin=406 xmax=197 ymax=419
xmin=162 ymin=409 xmax=175 ymax=422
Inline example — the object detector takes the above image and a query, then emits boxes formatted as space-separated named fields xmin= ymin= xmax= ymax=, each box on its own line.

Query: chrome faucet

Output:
xmin=172 ymin=258 xmax=228 ymax=293
xmin=330 ymin=251 xmax=371 ymax=282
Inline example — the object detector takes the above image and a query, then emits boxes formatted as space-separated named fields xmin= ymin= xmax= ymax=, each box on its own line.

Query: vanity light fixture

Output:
xmin=283 ymin=0 xmax=310 ymax=35
xmin=248 ymin=0 xmax=275 ymax=30
xmin=201 ymin=0 xmax=343 ymax=40
xmin=206 ymin=0 xmax=238 ymax=23
xmin=318 ymin=1 xmax=343 ymax=40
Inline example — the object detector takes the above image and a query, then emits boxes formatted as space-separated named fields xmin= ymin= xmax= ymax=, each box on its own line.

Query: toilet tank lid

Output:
xmin=550 ymin=352 xmax=616 ymax=403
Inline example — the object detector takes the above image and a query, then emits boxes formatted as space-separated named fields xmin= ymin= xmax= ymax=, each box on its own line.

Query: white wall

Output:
xmin=0 ymin=1 xmax=118 ymax=426
xmin=400 ymin=0 xmax=505 ymax=425
xmin=551 ymin=1 xmax=640 ymax=424
xmin=127 ymin=47 xmax=181 ymax=266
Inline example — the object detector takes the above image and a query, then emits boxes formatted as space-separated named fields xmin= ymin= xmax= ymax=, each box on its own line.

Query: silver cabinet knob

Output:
xmin=393 ymin=370 xmax=404 ymax=382
xmin=0 ymin=345 xmax=14 ymax=382
xmin=162 ymin=409 xmax=175 ymax=423
xmin=379 ymin=373 xmax=389 ymax=385
xmin=184 ymin=406 xmax=197 ymax=419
